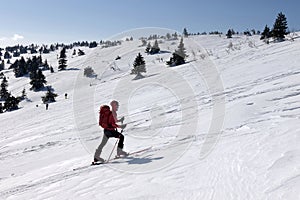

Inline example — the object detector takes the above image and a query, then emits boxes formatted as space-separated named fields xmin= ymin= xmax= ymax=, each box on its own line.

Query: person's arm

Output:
xmin=109 ymin=114 xmax=126 ymax=129
xmin=109 ymin=113 xmax=119 ymax=128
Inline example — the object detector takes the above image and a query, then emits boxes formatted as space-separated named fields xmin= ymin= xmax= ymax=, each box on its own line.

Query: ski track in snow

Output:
xmin=1 ymin=35 xmax=300 ymax=199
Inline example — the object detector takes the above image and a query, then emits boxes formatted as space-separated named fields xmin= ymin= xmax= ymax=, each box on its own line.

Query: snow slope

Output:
xmin=0 ymin=34 xmax=300 ymax=200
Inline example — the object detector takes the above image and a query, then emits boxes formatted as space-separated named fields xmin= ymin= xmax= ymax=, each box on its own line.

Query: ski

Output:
xmin=109 ymin=146 xmax=153 ymax=162
xmin=73 ymin=146 xmax=153 ymax=171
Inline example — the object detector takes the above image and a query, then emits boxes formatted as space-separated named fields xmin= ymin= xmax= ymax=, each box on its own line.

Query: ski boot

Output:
xmin=92 ymin=157 xmax=105 ymax=165
xmin=117 ymin=149 xmax=129 ymax=158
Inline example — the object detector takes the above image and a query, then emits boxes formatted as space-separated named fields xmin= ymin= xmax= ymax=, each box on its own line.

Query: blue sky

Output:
xmin=0 ymin=0 xmax=299 ymax=47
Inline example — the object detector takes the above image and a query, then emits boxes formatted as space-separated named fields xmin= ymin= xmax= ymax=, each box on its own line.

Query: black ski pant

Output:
xmin=94 ymin=129 xmax=124 ymax=159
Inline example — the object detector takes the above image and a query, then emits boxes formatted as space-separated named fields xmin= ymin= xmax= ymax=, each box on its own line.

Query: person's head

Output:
xmin=110 ymin=100 xmax=119 ymax=111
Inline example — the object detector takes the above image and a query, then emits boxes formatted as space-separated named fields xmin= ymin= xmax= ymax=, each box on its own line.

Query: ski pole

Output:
xmin=106 ymin=138 xmax=119 ymax=163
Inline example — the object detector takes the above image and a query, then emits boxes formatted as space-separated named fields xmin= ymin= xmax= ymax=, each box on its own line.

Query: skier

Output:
xmin=65 ymin=93 xmax=68 ymax=99
xmin=94 ymin=100 xmax=127 ymax=163
xmin=46 ymin=103 xmax=49 ymax=110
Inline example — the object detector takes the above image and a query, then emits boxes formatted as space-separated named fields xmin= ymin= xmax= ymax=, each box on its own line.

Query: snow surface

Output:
xmin=1 ymin=34 xmax=300 ymax=200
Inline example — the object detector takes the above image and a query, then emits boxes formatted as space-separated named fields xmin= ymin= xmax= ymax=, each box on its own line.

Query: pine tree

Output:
xmin=0 ymin=77 xmax=9 ymax=100
xmin=261 ymin=25 xmax=271 ymax=40
xmin=167 ymin=38 xmax=187 ymax=67
xmin=30 ymin=69 xmax=47 ymax=91
xmin=27 ymin=56 xmax=39 ymax=74
xmin=14 ymin=57 xmax=27 ymax=77
xmin=173 ymin=32 xmax=178 ymax=40
xmin=21 ymin=88 xmax=27 ymax=100
xmin=4 ymin=51 xmax=11 ymax=59
xmin=272 ymin=12 xmax=288 ymax=41
xmin=4 ymin=94 xmax=20 ymax=111
xmin=150 ymin=40 xmax=160 ymax=54
xmin=42 ymin=86 xmax=58 ymax=103
xmin=183 ymin=28 xmax=189 ymax=37
xmin=226 ymin=29 xmax=233 ymax=38
xmin=0 ymin=102 xmax=3 ymax=113
xmin=131 ymin=53 xmax=146 ymax=79
xmin=78 ymin=49 xmax=85 ymax=56
xmin=166 ymin=33 xmax=171 ymax=40
xmin=58 ymin=47 xmax=67 ymax=70
xmin=145 ymin=42 xmax=151 ymax=54
xmin=43 ymin=59 xmax=50 ymax=70
xmin=0 ymin=60 xmax=4 ymax=71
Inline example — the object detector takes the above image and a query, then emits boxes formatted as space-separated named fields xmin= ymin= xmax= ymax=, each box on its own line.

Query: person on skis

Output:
xmin=94 ymin=100 xmax=127 ymax=163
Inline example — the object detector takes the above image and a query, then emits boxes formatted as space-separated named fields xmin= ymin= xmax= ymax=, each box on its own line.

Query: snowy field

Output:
xmin=0 ymin=33 xmax=300 ymax=199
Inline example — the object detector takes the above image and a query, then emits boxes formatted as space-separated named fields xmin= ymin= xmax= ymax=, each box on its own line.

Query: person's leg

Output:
xmin=117 ymin=133 xmax=124 ymax=149
xmin=94 ymin=131 xmax=111 ymax=160
xmin=112 ymin=130 xmax=127 ymax=156
xmin=111 ymin=130 xmax=124 ymax=149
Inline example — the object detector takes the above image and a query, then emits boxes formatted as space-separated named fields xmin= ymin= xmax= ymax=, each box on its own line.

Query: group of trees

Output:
xmin=131 ymin=37 xmax=188 ymax=79
xmin=73 ymin=49 xmax=85 ymax=56
xmin=224 ymin=12 xmax=289 ymax=42
xmin=10 ymin=55 xmax=51 ymax=77
xmin=0 ymin=76 xmax=22 ymax=113
xmin=145 ymin=40 xmax=160 ymax=54
xmin=261 ymin=12 xmax=288 ymax=41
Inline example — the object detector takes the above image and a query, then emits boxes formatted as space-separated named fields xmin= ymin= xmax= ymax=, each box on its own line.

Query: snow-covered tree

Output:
xmin=150 ymin=40 xmax=160 ymax=54
xmin=78 ymin=49 xmax=85 ymax=56
xmin=131 ymin=53 xmax=146 ymax=79
xmin=58 ymin=47 xmax=67 ymax=70
xmin=167 ymin=38 xmax=187 ymax=67
xmin=0 ymin=60 xmax=4 ymax=71
xmin=0 ymin=77 xmax=9 ymax=100
xmin=183 ymin=28 xmax=189 ymax=37
xmin=145 ymin=42 xmax=151 ymax=54
xmin=42 ymin=86 xmax=58 ymax=103
xmin=30 ymin=69 xmax=47 ymax=91
xmin=226 ymin=29 xmax=233 ymax=38
xmin=4 ymin=94 xmax=20 ymax=111
xmin=84 ymin=66 xmax=97 ymax=78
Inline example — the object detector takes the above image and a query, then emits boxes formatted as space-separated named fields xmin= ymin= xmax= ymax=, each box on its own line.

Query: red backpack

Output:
xmin=99 ymin=105 xmax=112 ymax=129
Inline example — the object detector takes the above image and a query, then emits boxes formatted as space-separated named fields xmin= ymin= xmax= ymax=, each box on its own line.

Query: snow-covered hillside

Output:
xmin=1 ymin=33 xmax=300 ymax=200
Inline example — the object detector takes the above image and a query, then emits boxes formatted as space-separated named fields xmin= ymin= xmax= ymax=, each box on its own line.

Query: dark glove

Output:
xmin=119 ymin=124 xmax=127 ymax=130
xmin=119 ymin=116 xmax=125 ymax=124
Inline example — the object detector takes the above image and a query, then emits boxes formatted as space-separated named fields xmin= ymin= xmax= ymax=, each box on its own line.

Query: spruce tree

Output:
xmin=261 ymin=25 xmax=271 ymax=40
xmin=173 ymin=32 xmax=178 ymax=40
xmin=21 ymin=88 xmax=27 ymax=100
xmin=0 ymin=60 xmax=4 ymax=71
xmin=183 ymin=28 xmax=189 ymax=37
xmin=150 ymin=40 xmax=160 ymax=54
xmin=272 ymin=12 xmax=288 ymax=41
xmin=0 ymin=102 xmax=3 ymax=113
xmin=166 ymin=33 xmax=171 ymax=40
xmin=43 ymin=59 xmax=50 ymax=70
xmin=58 ymin=47 xmax=67 ymax=70
xmin=145 ymin=42 xmax=151 ymax=54
xmin=226 ymin=29 xmax=233 ymax=38
xmin=167 ymin=38 xmax=187 ymax=67
xmin=78 ymin=49 xmax=85 ymax=56
xmin=4 ymin=51 xmax=11 ymax=59
xmin=0 ymin=77 xmax=9 ymax=100
xmin=4 ymin=94 xmax=20 ymax=111
xmin=30 ymin=69 xmax=47 ymax=91
xmin=131 ymin=53 xmax=146 ymax=79
xmin=14 ymin=57 xmax=27 ymax=77
xmin=42 ymin=86 xmax=58 ymax=103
